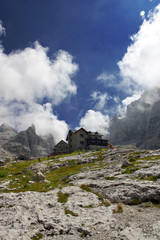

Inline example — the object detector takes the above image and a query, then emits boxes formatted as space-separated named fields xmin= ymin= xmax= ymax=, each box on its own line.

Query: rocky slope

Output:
xmin=110 ymin=88 xmax=160 ymax=149
xmin=0 ymin=124 xmax=54 ymax=158
xmin=0 ymin=146 xmax=160 ymax=239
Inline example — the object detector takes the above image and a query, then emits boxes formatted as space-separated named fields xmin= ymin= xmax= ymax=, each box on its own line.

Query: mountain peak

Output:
xmin=0 ymin=123 xmax=17 ymax=133
xmin=26 ymin=124 xmax=36 ymax=133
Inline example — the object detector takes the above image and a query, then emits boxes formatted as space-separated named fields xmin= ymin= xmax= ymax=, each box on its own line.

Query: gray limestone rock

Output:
xmin=0 ymin=186 xmax=160 ymax=240
xmin=1 ymin=147 xmax=160 ymax=239
xmin=33 ymin=171 xmax=45 ymax=182
xmin=121 ymin=159 xmax=132 ymax=168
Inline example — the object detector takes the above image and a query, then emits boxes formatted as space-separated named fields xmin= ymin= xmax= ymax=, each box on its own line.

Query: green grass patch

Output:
xmin=128 ymin=198 xmax=142 ymax=205
xmin=56 ymin=151 xmax=85 ymax=158
xmin=153 ymin=203 xmax=160 ymax=208
xmin=105 ymin=176 xmax=115 ymax=180
xmin=129 ymin=199 xmax=160 ymax=206
xmin=129 ymin=152 xmax=141 ymax=158
xmin=128 ymin=156 xmax=137 ymax=163
xmin=46 ymin=164 xmax=84 ymax=189
xmin=90 ymin=149 xmax=107 ymax=157
xmin=121 ymin=165 xmax=140 ymax=174
xmin=64 ymin=207 xmax=78 ymax=216
xmin=57 ymin=191 xmax=69 ymax=203
xmin=5 ymin=159 xmax=40 ymax=176
xmin=96 ymin=154 xmax=104 ymax=161
xmin=1 ymin=151 xmax=111 ymax=193
xmin=0 ymin=167 xmax=8 ymax=178
xmin=6 ymin=169 xmax=34 ymax=192
xmin=46 ymin=161 xmax=107 ymax=190
xmin=31 ymin=233 xmax=43 ymax=240
xmin=140 ymin=155 xmax=160 ymax=161
xmin=2 ymin=162 xmax=86 ymax=192
xmin=139 ymin=175 xmax=160 ymax=181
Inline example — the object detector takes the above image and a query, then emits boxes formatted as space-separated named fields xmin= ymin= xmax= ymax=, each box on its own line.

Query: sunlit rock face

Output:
xmin=110 ymin=88 xmax=160 ymax=149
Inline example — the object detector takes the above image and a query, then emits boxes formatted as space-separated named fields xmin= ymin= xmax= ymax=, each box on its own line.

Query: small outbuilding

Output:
xmin=53 ymin=140 xmax=69 ymax=155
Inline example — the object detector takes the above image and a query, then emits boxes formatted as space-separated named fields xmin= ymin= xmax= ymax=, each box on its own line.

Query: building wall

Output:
xmin=68 ymin=129 xmax=88 ymax=152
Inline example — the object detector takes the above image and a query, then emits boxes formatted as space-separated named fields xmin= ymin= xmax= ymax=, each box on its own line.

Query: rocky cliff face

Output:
xmin=0 ymin=123 xmax=17 ymax=144
xmin=110 ymin=88 xmax=160 ymax=149
xmin=0 ymin=124 xmax=54 ymax=157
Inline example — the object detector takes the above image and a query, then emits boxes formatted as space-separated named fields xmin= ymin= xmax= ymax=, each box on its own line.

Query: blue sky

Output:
xmin=0 ymin=0 xmax=160 ymax=143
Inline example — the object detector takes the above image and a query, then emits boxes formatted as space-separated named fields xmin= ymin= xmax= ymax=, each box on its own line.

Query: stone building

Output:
xmin=66 ymin=128 xmax=108 ymax=152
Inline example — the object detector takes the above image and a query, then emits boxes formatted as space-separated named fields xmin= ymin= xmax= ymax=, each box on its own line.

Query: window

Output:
xmin=80 ymin=141 xmax=84 ymax=144
xmin=80 ymin=134 xmax=84 ymax=138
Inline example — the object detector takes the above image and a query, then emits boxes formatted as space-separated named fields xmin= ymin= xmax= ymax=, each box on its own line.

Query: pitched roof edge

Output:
xmin=55 ymin=140 xmax=68 ymax=147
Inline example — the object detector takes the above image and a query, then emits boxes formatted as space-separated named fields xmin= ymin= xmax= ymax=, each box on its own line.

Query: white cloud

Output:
xmin=0 ymin=21 xmax=5 ymax=36
xmin=96 ymin=72 xmax=117 ymax=88
xmin=90 ymin=91 xmax=109 ymax=110
xmin=0 ymin=38 xmax=78 ymax=143
xmin=118 ymin=4 xmax=160 ymax=91
xmin=97 ymin=72 xmax=115 ymax=82
xmin=0 ymin=42 xmax=78 ymax=105
xmin=79 ymin=110 xmax=110 ymax=137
